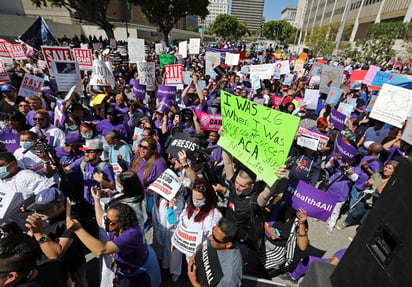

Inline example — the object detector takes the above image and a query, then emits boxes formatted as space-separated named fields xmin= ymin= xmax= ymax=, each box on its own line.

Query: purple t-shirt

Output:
xmin=96 ymin=119 xmax=130 ymax=139
xmin=135 ymin=157 xmax=167 ymax=193
xmin=353 ymin=155 xmax=381 ymax=190
xmin=109 ymin=226 xmax=148 ymax=270
xmin=26 ymin=110 xmax=54 ymax=127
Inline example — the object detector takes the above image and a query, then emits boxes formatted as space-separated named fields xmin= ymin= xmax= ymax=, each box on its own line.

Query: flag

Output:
xmin=18 ymin=16 xmax=59 ymax=50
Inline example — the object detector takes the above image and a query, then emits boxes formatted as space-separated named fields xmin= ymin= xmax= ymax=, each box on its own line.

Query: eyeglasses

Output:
xmin=193 ymin=184 xmax=207 ymax=193
xmin=211 ymin=232 xmax=226 ymax=244
xmin=138 ymin=144 xmax=150 ymax=150
xmin=103 ymin=215 xmax=119 ymax=225
xmin=33 ymin=117 xmax=45 ymax=121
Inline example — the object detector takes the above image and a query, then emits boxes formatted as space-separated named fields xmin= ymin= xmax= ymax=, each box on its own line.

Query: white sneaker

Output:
xmin=327 ymin=226 xmax=333 ymax=236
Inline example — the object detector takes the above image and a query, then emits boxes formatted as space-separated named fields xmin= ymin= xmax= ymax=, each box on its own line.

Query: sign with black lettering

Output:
xmin=195 ymin=241 xmax=224 ymax=287
xmin=149 ymin=169 xmax=182 ymax=201
xmin=166 ymin=132 xmax=200 ymax=161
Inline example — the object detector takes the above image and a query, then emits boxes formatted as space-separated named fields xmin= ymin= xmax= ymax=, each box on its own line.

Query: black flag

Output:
xmin=18 ymin=16 xmax=59 ymax=50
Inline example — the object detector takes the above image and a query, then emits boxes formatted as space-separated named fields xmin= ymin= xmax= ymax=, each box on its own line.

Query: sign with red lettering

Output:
xmin=149 ymin=169 xmax=182 ymax=201
xmin=18 ymin=73 xmax=44 ymax=97
xmin=195 ymin=111 xmax=222 ymax=131
xmin=298 ymin=127 xmax=329 ymax=151
xmin=165 ymin=64 xmax=183 ymax=84
xmin=0 ymin=41 xmax=11 ymax=64
xmin=0 ymin=60 xmax=10 ymax=82
xmin=6 ymin=44 xmax=26 ymax=61
xmin=41 ymin=46 xmax=73 ymax=70
xmin=73 ymin=48 xmax=93 ymax=71
xmin=172 ymin=222 xmax=203 ymax=256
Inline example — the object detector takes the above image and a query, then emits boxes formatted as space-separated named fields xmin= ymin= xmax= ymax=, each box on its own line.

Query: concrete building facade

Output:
xmin=199 ymin=0 xmax=228 ymax=28
xmin=281 ymin=5 xmax=298 ymax=27
xmin=230 ymin=0 xmax=265 ymax=31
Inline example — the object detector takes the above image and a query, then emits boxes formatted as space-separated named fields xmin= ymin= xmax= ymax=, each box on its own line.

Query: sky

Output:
xmin=263 ymin=0 xmax=298 ymax=21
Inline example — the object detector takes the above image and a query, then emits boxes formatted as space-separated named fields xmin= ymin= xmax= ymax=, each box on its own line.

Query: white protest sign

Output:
xmin=298 ymin=127 xmax=329 ymax=151
xmin=401 ymin=120 xmax=412 ymax=145
xmin=51 ymin=60 xmax=81 ymax=92
xmin=319 ymin=65 xmax=344 ymax=94
xmin=111 ymin=162 xmax=123 ymax=176
xmin=303 ymin=89 xmax=320 ymax=110
xmin=165 ymin=64 xmax=183 ymax=85
xmin=7 ymin=44 xmax=26 ymax=61
xmin=250 ymin=64 xmax=274 ymax=80
xmin=179 ymin=41 xmax=188 ymax=58
xmin=18 ymin=73 xmax=44 ymax=97
xmin=137 ymin=62 xmax=156 ymax=91
xmin=225 ymin=53 xmax=239 ymax=66
xmin=189 ymin=38 xmax=200 ymax=54
xmin=90 ymin=60 xmax=115 ymax=87
xmin=0 ymin=41 xmax=12 ymax=64
xmin=297 ymin=135 xmax=319 ymax=151
xmin=370 ymin=83 xmax=412 ymax=128
xmin=274 ymin=60 xmax=290 ymax=75
xmin=0 ymin=60 xmax=10 ymax=82
xmin=309 ymin=62 xmax=323 ymax=77
xmin=205 ymin=52 xmax=220 ymax=76
xmin=73 ymin=48 xmax=93 ymax=71
xmin=149 ymin=168 xmax=182 ymax=201
xmin=128 ymin=38 xmax=145 ymax=63
xmin=172 ymin=223 xmax=203 ymax=256
xmin=155 ymin=43 xmax=164 ymax=55
xmin=41 ymin=46 xmax=73 ymax=70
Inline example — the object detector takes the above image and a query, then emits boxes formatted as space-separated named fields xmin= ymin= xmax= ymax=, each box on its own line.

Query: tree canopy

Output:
xmin=261 ymin=20 xmax=294 ymax=42
xmin=211 ymin=14 xmax=247 ymax=40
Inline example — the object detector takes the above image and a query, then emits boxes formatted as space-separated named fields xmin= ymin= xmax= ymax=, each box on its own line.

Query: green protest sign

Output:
xmin=159 ymin=54 xmax=175 ymax=68
xmin=218 ymin=90 xmax=300 ymax=186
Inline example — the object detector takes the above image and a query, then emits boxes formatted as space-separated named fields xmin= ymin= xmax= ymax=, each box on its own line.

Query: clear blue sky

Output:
xmin=263 ymin=0 xmax=298 ymax=21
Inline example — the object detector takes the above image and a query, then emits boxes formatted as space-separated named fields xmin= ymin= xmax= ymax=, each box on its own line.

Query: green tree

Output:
xmin=305 ymin=26 xmax=334 ymax=56
xmin=211 ymin=14 xmax=247 ymax=40
xmin=31 ymin=0 xmax=116 ymax=39
xmin=261 ymin=20 xmax=294 ymax=42
xmin=132 ymin=0 xmax=209 ymax=44
xmin=367 ymin=21 xmax=412 ymax=40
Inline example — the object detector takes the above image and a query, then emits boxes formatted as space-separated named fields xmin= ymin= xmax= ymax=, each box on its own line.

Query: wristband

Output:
xmin=182 ymin=164 xmax=189 ymax=169
xmin=297 ymin=233 xmax=308 ymax=237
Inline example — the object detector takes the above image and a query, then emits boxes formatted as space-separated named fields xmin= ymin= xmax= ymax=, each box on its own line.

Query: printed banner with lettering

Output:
xmin=0 ymin=60 xmax=10 ymax=82
xmin=165 ymin=64 xmax=183 ymax=84
xmin=326 ymin=87 xmax=343 ymax=105
xmin=73 ymin=48 xmax=93 ymax=71
xmin=333 ymin=134 xmax=358 ymax=163
xmin=0 ymin=133 xmax=19 ymax=153
xmin=330 ymin=109 xmax=346 ymax=130
xmin=157 ymin=85 xmax=176 ymax=102
xmin=172 ymin=223 xmax=203 ymax=256
xmin=6 ymin=44 xmax=26 ymax=61
xmin=285 ymin=180 xmax=339 ymax=221
xmin=250 ymin=64 xmax=274 ymax=80
xmin=178 ymin=41 xmax=187 ymax=58
xmin=218 ymin=90 xmax=300 ymax=186
xmin=369 ymin=83 xmax=412 ymax=128
xmin=159 ymin=54 xmax=175 ymax=68
xmin=363 ymin=65 xmax=380 ymax=85
xmin=41 ymin=46 xmax=73 ymax=70
xmin=298 ymin=127 xmax=329 ymax=151
xmin=128 ymin=38 xmax=145 ymax=63
xmin=194 ymin=242 xmax=224 ymax=287
xmin=137 ymin=62 xmax=155 ymax=91
xmin=189 ymin=38 xmax=200 ymax=54
xmin=195 ymin=111 xmax=222 ymax=131
xmin=89 ymin=60 xmax=115 ymax=87
xmin=319 ymin=65 xmax=344 ymax=94
xmin=205 ymin=52 xmax=220 ymax=76
xmin=18 ymin=73 xmax=44 ymax=97
xmin=149 ymin=169 xmax=182 ymax=201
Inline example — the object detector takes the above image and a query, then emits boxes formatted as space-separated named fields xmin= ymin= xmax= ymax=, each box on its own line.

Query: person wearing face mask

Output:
xmin=25 ymin=187 xmax=88 ymax=287
xmin=79 ymin=122 xmax=109 ymax=160
xmin=0 ymin=152 xmax=55 ymax=229
xmin=64 ymin=115 xmax=81 ymax=135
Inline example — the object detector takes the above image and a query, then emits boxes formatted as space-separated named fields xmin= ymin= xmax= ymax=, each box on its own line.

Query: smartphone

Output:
xmin=272 ymin=228 xmax=281 ymax=237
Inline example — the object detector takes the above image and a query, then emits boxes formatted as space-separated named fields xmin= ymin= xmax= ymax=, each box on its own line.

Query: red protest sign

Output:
xmin=164 ymin=64 xmax=183 ymax=84
xmin=41 ymin=46 xmax=73 ymax=70
xmin=0 ymin=60 xmax=10 ymax=82
xmin=349 ymin=70 xmax=367 ymax=82
xmin=0 ymin=41 xmax=11 ymax=62
xmin=317 ymin=59 xmax=326 ymax=64
xmin=73 ymin=48 xmax=93 ymax=71
xmin=6 ymin=44 xmax=26 ymax=61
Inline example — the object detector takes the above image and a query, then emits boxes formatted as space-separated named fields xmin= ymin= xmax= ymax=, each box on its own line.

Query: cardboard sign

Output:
xmin=333 ymin=134 xmax=358 ymax=163
xmin=225 ymin=53 xmax=240 ymax=66
xmin=319 ymin=65 xmax=344 ymax=94
xmin=0 ymin=133 xmax=19 ymax=153
xmin=205 ymin=52 xmax=220 ymax=75
xmin=195 ymin=111 xmax=222 ymax=131
xmin=137 ymin=62 xmax=155 ymax=91
xmin=298 ymin=127 xmax=329 ymax=151
xmin=90 ymin=60 xmax=115 ymax=87
xmin=0 ymin=60 xmax=10 ymax=82
xmin=303 ymin=89 xmax=320 ymax=110
xmin=51 ymin=60 xmax=81 ymax=92
xmin=370 ymin=83 xmax=412 ymax=128
xmin=166 ymin=132 xmax=200 ymax=161
xmin=149 ymin=169 xmax=182 ymax=201
xmin=6 ymin=44 xmax=26 ymax=60
xmin=128 ymin=38 xmax=145 ymax=63
xmin=172 ymin=223 xmax=203 ymax=256
xmin=363 ymin=65 xmax=381 ymax=85
xmin=18 ymin=73 xmax=44 ymax=96
xmin=219 ymin=90 xmax=300 ymax=186
xmin=326 ymin=87 xmax=343 ymax=105
xmin=189 ymin=38 xmax=200 ymax=54
xmin=165 ymin=64 xmax=183 ymax=84
xmin=178 ymin=41 xmax=187 ymax=58
xmin=73 ymin=48 xmax=93 ymax=71
xmin=330 ymin=109 xmax=346 ymax=130
xmin=41 ymin=46 xmax=73 ymax=70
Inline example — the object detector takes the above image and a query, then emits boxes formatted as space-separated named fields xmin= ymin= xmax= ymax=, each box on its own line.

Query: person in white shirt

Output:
xmin=29 ymin=109 xmax=65 ymax=148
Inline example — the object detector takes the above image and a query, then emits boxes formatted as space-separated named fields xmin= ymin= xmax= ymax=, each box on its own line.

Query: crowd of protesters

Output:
xmin=0 ymin=34 xmax=411 ymax=287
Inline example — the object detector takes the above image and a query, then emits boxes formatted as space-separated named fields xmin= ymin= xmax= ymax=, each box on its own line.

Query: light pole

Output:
xmin=335 ymin=0 xmax=353 ymax=51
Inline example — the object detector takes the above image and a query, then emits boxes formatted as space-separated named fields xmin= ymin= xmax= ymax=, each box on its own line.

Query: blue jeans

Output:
xmin=344 ymin=201 xmax=369 ymax=227
xmin=349 ymin=185 xmax=362 ymax=211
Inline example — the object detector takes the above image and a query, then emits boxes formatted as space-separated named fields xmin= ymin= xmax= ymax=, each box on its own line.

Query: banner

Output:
xmin=18 ymin=73 xmax=44 ymax=97
xmin=363 ymin=65 xmax=380 ymax=85
xmin=205 ymin=52 xmax=220 ymax=75
xmin=41 ymin=46 xmax=73 ymax=70
xmin=333 ymin=134 xmax=358 ymax=163
xmin=51 ymin=60 xmax=81 ymax=92
xmin=189 ymin=38 xmax=200 ymax=54
xmin=157 ymin=85 xmax=176 ymax=102
xmin=303 ymin=89 xmax=320 ymax=110
xmin=159 ymin=54 xmax=175 ymax=68
xmin=195 ymin=111 xmax=222 ymax=131
xmin=89 ymin=60 xmax=114 ymax=87
xmin=18 ymin=16 xmax=59 ymax=50
xmin=137 ymin=62 xmax=155 ymax=91
xmin=250 ymin=64 xmax=274 ymax=80
xmin=369 ymin=83 xmax=412 ymax=128
xmin=330 ymin=109 xmax=346 ymax=130
xmin=166 ymin=132 xmax=200 ymax=161
xmin=172 ymin=223 xmax=203 ymax=256
xmin=6 ymin=44 xmax=26 ymax=61
xmin=326 ymin=87 xmax=343 ymax=105
xmin=285 ymin=180 xmax=339 ymax=221
xmin=164 ymin=64 xmax=183 ymax=84
xmin=309 ymin=62 xmax=323 ymax=77
xmin=194 ymin=242 xmax=224 ymax=287
xmin=178 ymin=41 xmax=187 ymax=58
xmin=128 ymin=38 xmax=145 ymax=63
xmin=319 ymin=65 xmax=344 ymax=94
xmin=219 ymin=90 xmax=300 ymax=186
xmin=225 ymin=53 xmax=239 ymax=66
xmin=73 ymin=48 xmax=93 ymax=71
xmin=0 ymin=60 xmax=10 ymax=82
xmin=298 ymin=127 xmax=329 ymax=151
xmin=149 ymin=169 xmax=182 ymax=201
xmin=0 ymin=133 xmax=19 ymax=153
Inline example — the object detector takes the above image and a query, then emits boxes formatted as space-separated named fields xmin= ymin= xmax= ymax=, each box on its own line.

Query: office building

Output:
xmin=230 ymin=0 xmax=265 ymax=31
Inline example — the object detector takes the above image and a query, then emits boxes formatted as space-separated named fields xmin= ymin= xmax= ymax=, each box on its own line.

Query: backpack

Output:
xmin=80 ymin=160 xmax=107 ymax=175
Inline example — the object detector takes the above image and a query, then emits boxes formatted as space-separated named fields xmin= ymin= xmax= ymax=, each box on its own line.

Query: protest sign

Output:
xmin=159 ymin=54 xmax=175 ymax=68
xmin=194 ymin=242 xmax=224 ymax=287
xmin=137 ymin=62 xmax=155 ymax=91
xmin=389 ymin=74 xmax=412 ymax=90
xmin=37 ymin=60 xmax=46 ymax=69
xmin=297 ymin=134 xmax=319 ymax=151
xmin=195 ymin=111 xmax=222 ymax=131
xmin=165 ymin=64 xmax=183 ymax=84
xmin=218 ymin=90 xmax=300 ymax=186
xmin=401 ymin=120 xmax=412 ymax=146
xmin=132 ymin=127 xmax=143 ymax=148
xmin=109 ymin=38 xmax=116 ymax=49
xmin=172 ymin=223 xmax=203 ymax=256
xmin=92 ymin=43 xmax=101 ymax=51
xmin=0 ymin=60 xmax=9 ymax=82
xmin=189 ymin=38 xmax=200 ymax=54
xmin=319 ymin=65 xmax=344 ymax=94
xmin=182 ymin=71 xmax=191 ymax=85
xmin=349 ymin=70 xmax=367 ymax=82
xmin=89 ymin=60 xmax=114 ymax=87
xmin=251 ymin=73 xmax=261 ymax=90
xmin=317 ymin=59 xmax=326 ymax=64
xmin=128 ymin=38 xmax=145 ymax=63
xmin=345 ymin=98 xmax=357 ymax=107
xmin=0 ymin=41 xmax=11 ymax=64
xmin=283 ymin=74 xmax=293 ymax=86
xmin=330 ymin=109 xmax=346 ymax=130
xmin=73 ymin=48 xmax=93 ymax=71
xmin=250 ymin=64 xmax=274 ymax=80
xmin=51 ymin=60 xmax=81 ymax=92
xmin=18 ymin=73 xmax=44 ymax=97
xmin=198 ymin=80 xmax=206 ymax=91
xmin=132 ymin=82 xmax=146 ymax=100
xmin=157 ymin=85 xmax=176 ymax=102
xmin=298 ymin=127 xmax=329 ymax=151
xmin=205 ymin=52 xmax=220 ymax=75
xmin=326 ymin=87 xmax=343 ymax=105
xmin=6 ymin=44 xmax=26 ymax=61
xmin=111 ymin=162 xmax=123 ymax=177
xmin=337 ymin=102 xmax=354 ymax=118
xmin=285 ymin=180 xmax=339 ymax=221
xmin=370 ymin=83 xmax=412 ymax=128
xmin=178 ymin=41 xmax=187 ymax=58
xmin=100 ymin=54 xmax=113 ymax=64
xmin=155 ymin=43 xmax=164 ymax=55
xmin=149 ymin=169 xmax=182 ymax=201
xmin=294 ymin=58 xmax=305 ymax=72
xmin=333 ymin=134 xmax=358 ymax=163
xmin=274 ymin=60 xmax=290 ymax=75
xmin=0 ymin=189 xmax=18 ymax=218
xmin=309 ymin=75 xmax=320 ymax=87
xmin=303 ymin=89 xmax=320 ymax=110
xmin=41 ymin=46 xmax=73 ymax=70
xmin=309 ymin=62 xmax=323 ymax=77
xmin=166 ymin=132 xmax=200 ymax=161
xmin=0 ymin=133 xmax=19 ymax=153
xmin=363 ymin=65 xmax=380 ymax=85
xmin=225 ymin=53 xmax=239 ymax=66
xmin=365 ymin=95 xmax=377 ymax=112
xmin=273 ymin=65 xmax=281 ymax=79
xmin=271 ymin=95 xmax=283 ymax=107
xmin=370 ymin=71 xmax=393 ymax=88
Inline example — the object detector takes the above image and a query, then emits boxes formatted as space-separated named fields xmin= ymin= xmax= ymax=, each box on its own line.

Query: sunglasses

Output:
xmin=103 ymin=215 xmax=119 ymax=225
xmin=33 ymin=117 xmax=45 ymax=121
xmin=138 ymin=144 xmax=150 ymax=150
xmin=211 ymin=232 xmax=226 ymax=244
xmin=193 ymin=184 xmax=207 ymax=193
